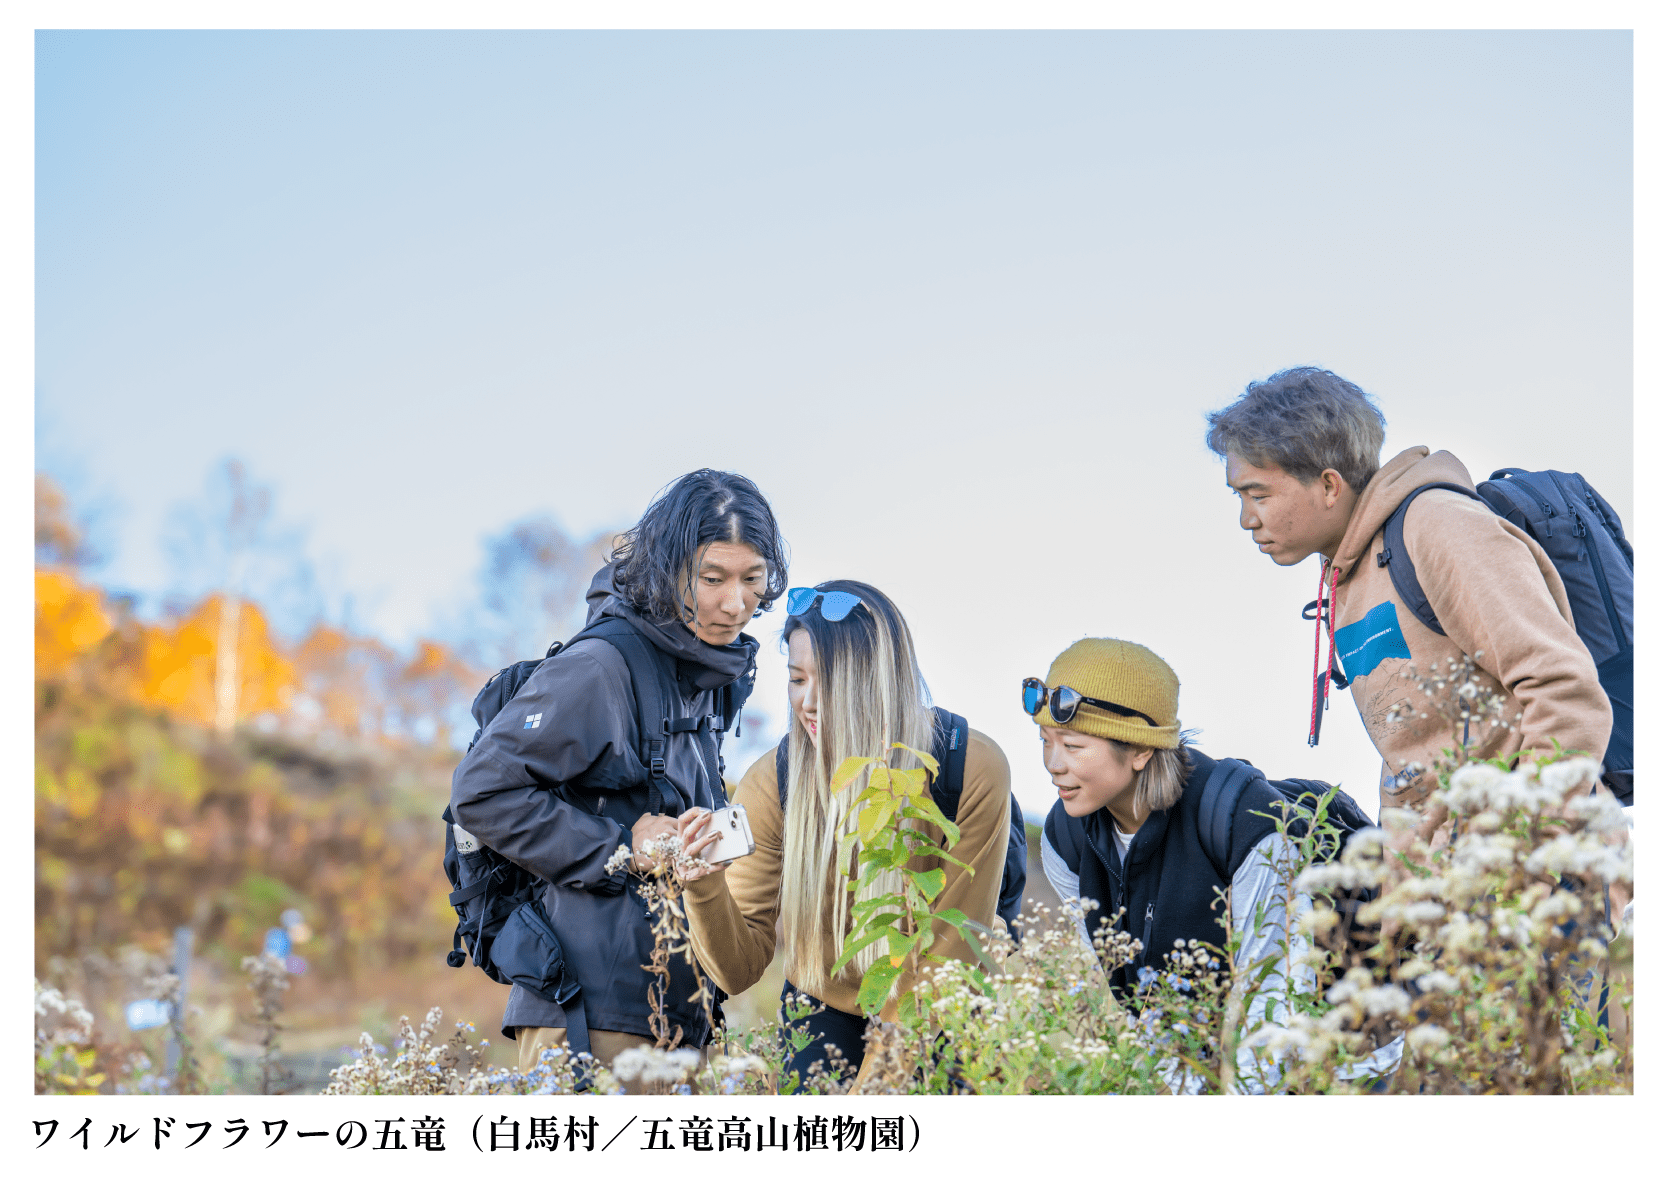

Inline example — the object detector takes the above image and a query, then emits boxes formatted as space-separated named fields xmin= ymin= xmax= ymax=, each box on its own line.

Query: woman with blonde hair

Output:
xmin=679 ymin=580 xmax=1016 ymax=1086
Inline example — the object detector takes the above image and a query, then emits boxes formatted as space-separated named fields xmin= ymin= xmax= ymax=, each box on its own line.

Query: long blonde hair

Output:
xmin=779 ymin=581 xmax=935 ymax=984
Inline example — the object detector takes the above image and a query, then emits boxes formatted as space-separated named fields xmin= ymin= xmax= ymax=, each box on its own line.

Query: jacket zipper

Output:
xmin=1085 ymin=834 xmax=1124 ymax=936
xmin=1086 ymin=832 xmax=1154 ymax=978
xmin=1558 ymin=484 xmax=1628 ymax=654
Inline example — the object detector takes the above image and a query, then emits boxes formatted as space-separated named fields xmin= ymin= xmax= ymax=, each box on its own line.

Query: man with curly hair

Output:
xmin=451 ymin=469 xmax=787 ymax=1081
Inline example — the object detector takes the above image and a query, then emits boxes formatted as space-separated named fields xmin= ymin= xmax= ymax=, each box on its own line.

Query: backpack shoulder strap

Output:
xmin=719 ymin=662 xmax=757 ymax=732
xmin=573 ymin=617 xmax=676 ymax=814
xmin=926 ymin=707 xmax=1025 ymax=927
xmin=1378 ymin=480 xmax=1486 ymax=636
xmin=1195 ymin=756 xmax=1263 ymax=880
xmin=776 ymin=708 xmax=973 ymax=818
xmin=928 ymin=706 xmax=969 ymax=821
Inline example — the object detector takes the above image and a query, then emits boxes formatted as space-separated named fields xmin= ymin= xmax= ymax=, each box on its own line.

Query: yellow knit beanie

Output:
xmin=1031 ymin=638 xmax=1181 ymax=749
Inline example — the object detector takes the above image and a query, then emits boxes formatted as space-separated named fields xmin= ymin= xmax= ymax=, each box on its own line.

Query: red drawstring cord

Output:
xmin=1308 ymin=561 xmax=1341 ymax=746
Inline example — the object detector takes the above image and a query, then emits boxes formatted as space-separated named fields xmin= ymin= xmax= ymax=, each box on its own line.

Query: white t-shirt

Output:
xmin=1109 ymin=822 xmax=1134 ymax=862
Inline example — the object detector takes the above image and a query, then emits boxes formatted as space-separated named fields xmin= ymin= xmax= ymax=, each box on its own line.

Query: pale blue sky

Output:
xmin=34 ymin=30 xmax=1634 ymax=817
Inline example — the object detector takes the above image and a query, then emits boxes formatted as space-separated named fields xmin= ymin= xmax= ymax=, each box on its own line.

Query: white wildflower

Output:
xmin=1325 ymin=967 xmax=1373 ymax=1005
xmin=1358 ymin=985 xmax=1412 ymax=1018
xmin=1296 ymin=860 xmax=1380 ymax=894
xmin=1490 ymin=769 xmax=1565 ymax=815
xmin=1242 ymin=1023 xmax=1313 ymax=1057
xmin=1529 ymin=891 xmax=1583 ymax=924
xmin=1526 ymin=833 xmax=1631 ymax=883
xmin=1406 ymin=1024 xmax=1450 ymax=1053
xmin=34 ymin=982 xmax=96 ymax=1049
xmin=1401 ymin=900 xmax=1447 ymax=924
xmin=1341 ymin=828 xmax=1386 ymax=864
xmin=1438 ymin=914 xmax=1486 ymax=955
xmin=1378 ymin=807 xmax=1420 ymax=834
xmin=609 ymin=1046 xmax=700 ymax=1084
xmin=1561 ymin=792 xmax=1628 ymax=833
xmin=1537 ymin=757 xmax=1603 ymax=795
xmin=1449 ymin=834 xmax=1517 ymax=879
xmin=1298 ymin=908 xmax=1340 ymax=935
xmin=1492 ymin=909 xmax=1534 ymax=947
xmin=715 ymin=1053 xmax=768 ymax=1077
xmin=1445 ymin=763 xmax=1505 ymax=811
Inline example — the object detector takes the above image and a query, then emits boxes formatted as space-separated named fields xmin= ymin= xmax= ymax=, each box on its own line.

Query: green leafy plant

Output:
xmin=828 ymin=743 xmax=985 ymax=1016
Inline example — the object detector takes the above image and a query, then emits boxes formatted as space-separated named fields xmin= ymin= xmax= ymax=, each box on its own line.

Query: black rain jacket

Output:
xmin=450 ymin=563 xmax=757 ymax=1046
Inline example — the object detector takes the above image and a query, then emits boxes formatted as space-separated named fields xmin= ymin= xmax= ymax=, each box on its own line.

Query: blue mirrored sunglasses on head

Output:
xmin=785 ymin=587 xmax=864 ymax=621
xmin=1021 ymin=676 xmax=1160 ymax=727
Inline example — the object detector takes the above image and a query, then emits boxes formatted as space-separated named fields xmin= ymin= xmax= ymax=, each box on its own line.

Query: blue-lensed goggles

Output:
xmin=785 ymin=587 xmax=864 ymax=622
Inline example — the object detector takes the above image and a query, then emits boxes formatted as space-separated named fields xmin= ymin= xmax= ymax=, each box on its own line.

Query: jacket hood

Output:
xmin=583 ymin=562 xmax=758 ymax=690
xmin=1332 ymin=447 xmax=1475 ymax=579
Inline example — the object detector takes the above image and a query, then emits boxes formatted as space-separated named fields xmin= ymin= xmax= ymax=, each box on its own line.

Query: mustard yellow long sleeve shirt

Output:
xmin=683 ymin=727 xmax=1012 ymax=1022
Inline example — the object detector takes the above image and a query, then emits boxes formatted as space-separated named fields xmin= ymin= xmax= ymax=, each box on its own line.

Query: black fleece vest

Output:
xmin=1043 ymin=749 xmax=1283 ymax=995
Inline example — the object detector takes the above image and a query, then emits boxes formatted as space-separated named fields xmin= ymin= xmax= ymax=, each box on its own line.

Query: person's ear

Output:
xmin=1322 ymin=469 xmax=1349 ymax=509
xmin=1130 ymin=746 xmax=1155 ymax=773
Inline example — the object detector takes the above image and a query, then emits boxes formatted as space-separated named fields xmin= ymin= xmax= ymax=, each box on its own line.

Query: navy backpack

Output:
xmin=1378 ymin=468 xmax=1633 ymax=804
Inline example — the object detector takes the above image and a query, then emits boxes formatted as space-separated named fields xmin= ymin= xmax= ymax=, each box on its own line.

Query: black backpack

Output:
xmin=774 ymin=706 xmax=1029 ymax=934
xmin=1198 ymin=759 xmax=1379 ymax=981
xmin=1194 ymin=757 xmax=1376 ymax=877
xmin=1378 ymin=469 xmax=1633 ymax=804
xmin=440 ymin=616 xmax=755 ymax=1062
xmin=1044 ymin=755 xmax=1377 ymax=980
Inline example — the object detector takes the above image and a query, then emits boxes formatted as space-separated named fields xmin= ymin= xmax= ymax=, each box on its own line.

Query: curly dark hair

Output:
xmin=611 ymin=469 xmax=789 ymax=624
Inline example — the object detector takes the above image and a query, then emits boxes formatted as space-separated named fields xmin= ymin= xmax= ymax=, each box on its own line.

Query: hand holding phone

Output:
xmin=696 ymin=804 xmax=756 ymax=864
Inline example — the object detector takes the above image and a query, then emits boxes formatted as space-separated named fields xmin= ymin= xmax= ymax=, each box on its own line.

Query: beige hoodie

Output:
xmin=1326 ymin=447 xmax=1611 ymax=841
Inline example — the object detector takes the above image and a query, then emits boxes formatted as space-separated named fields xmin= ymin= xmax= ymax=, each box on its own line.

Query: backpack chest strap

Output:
xmin=665 ymin=714 xmax=724 ymax=734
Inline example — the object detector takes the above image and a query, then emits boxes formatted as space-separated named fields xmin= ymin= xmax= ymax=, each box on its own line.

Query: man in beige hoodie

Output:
xmin=1206 ymin=366 xmax=1612 ymax=847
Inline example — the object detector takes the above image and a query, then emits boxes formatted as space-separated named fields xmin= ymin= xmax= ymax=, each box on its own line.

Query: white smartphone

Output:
xmin=699 ymin=805 xmax=756 ymax=864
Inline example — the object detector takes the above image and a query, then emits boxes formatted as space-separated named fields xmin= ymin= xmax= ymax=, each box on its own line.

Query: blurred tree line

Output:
xmin=34 ymin=463 xmax=615 ymax=990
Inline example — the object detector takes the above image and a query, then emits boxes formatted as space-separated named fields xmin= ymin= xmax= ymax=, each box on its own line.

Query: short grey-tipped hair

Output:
xmin=1205 ymin=367 xmax=1387 ymax=493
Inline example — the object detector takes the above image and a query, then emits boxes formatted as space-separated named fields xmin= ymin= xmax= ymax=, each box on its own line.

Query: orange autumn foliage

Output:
xmin=398 ymin=640 xmax=480 ymax=748
xmin=134 ymin=595 xmax=296 ymax=727
xmin=37 ymin=551 xmax=478 ymax=748
xmin=292 ymin=624 xmax=400 ymax=738
xmin=36 ymin=569 xmax=114 ymax=679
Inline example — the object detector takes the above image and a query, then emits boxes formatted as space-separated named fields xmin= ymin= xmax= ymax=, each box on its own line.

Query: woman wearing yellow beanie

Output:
xmin=1030 ymin=637 xmax=1397 ymax=1090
